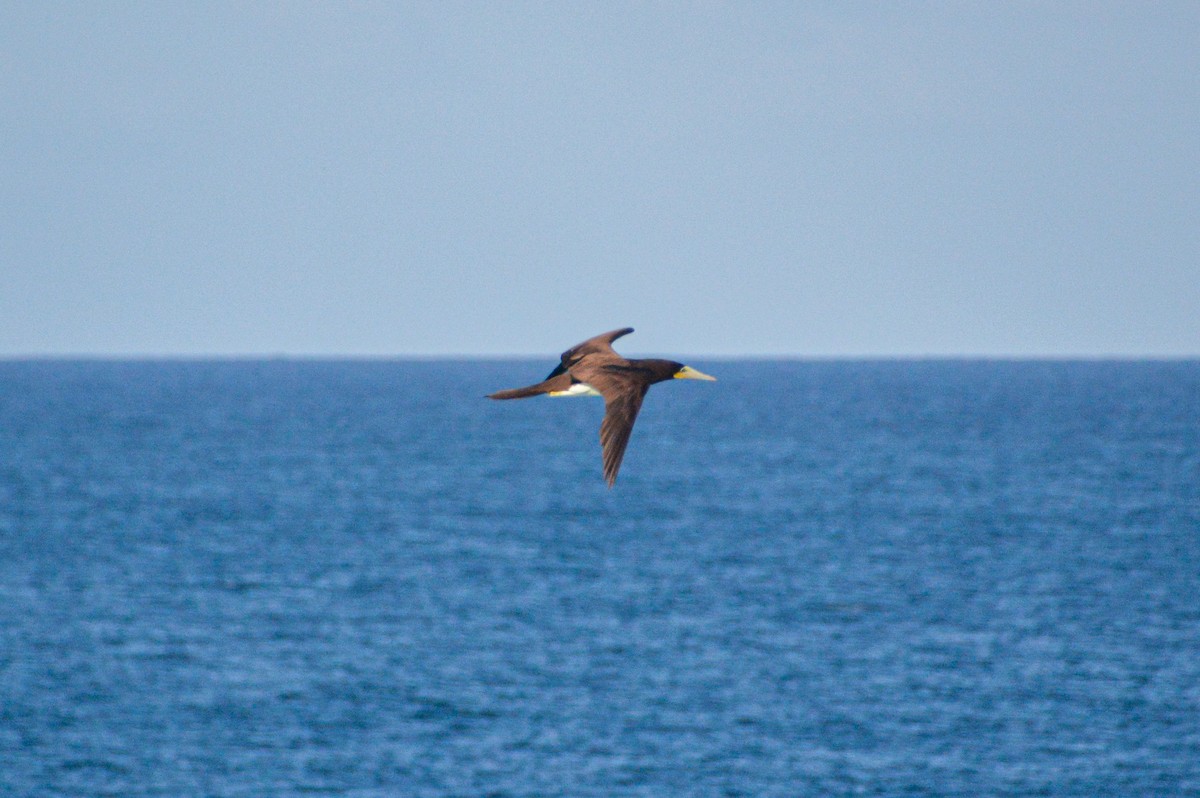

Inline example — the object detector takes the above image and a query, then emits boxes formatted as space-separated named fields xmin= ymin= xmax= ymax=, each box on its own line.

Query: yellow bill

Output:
xmin=673 ymin=365 xmax=716 ymax=381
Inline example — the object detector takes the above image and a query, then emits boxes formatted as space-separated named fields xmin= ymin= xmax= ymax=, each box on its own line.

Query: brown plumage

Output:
xmin=487 ymin=328 xmax=716 ymax=486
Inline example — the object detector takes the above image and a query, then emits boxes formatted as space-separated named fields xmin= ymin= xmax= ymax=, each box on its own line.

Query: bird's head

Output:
xmin=670 ymin=363 xmax=717 ymax=382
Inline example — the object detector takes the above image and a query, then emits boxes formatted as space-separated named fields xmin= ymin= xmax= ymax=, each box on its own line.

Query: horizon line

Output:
xmin=2 ymin=352 xmax=1197 ymax=362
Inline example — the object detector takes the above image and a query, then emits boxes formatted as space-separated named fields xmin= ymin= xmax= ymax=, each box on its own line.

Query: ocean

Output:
xmin=1 ymin=359 xmax=1198 ymax=797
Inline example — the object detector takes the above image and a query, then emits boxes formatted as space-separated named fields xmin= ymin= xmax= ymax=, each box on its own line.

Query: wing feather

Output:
xmin=558 ymin=327 xmax=634 ymax=367
xmin=598 ymin=386 xmax=646 ymax=487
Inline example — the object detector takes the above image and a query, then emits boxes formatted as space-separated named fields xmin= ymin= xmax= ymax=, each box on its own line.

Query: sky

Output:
xmin=2 ymin=2 xmax=1197 ymax=357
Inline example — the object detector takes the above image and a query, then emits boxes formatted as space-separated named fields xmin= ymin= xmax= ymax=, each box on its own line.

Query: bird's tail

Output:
xmin=487 ymin=384 xmax=548 ymax=400
xmin=486 ymin=373 xmax=571 ymax=400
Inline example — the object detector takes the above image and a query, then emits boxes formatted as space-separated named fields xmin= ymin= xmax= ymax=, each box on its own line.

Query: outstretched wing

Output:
xmin=544 ymin=327 xmax=634 ymax=380
xmin=598 ymin=382 xmax=647 ymax=487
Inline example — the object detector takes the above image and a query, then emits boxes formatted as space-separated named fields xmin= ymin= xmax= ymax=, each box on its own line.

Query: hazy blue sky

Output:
xmin=3 ymin=2 xmax=1197 ymax=356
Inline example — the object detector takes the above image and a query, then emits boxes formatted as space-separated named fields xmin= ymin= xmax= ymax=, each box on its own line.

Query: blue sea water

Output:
xmin=1 ymin=359 xmax=1198 ymax=797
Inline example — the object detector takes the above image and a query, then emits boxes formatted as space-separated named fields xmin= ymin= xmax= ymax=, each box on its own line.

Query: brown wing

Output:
xmin=599 ymin=387 xmax=646 ymax=487
xmin=571 ymin=359 xmax=651 ymax=485
xmin=544 ymin=327 xmax=634 ymax=380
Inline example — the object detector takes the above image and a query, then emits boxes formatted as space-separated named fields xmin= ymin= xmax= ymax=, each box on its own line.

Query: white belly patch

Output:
xmin=549 ymin=382 xmax=602 ymax=397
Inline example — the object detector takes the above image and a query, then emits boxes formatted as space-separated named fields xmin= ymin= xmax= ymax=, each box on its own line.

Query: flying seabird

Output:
xmin=487 ymin=327 xmax=716 ymax=487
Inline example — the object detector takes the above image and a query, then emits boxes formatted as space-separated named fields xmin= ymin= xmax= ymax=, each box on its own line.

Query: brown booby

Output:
xmin=487 ymin=327 xmax=716 ymax=486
